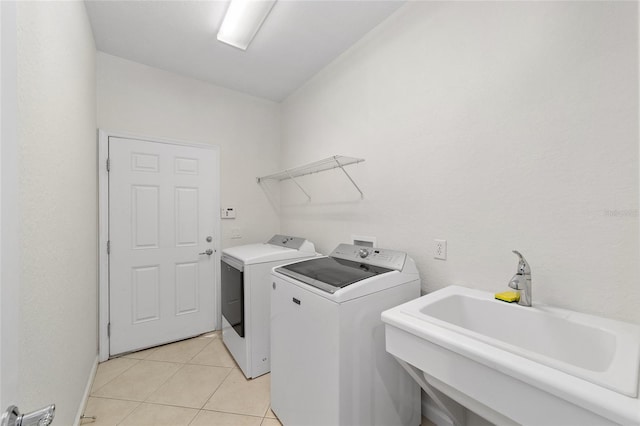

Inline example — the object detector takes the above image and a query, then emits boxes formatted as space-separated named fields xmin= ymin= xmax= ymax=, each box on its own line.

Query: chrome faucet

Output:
xmin=2 ymin=404 xmax=55 ymax=426
xmin=508 ymin=250 xmax=532 ymax=306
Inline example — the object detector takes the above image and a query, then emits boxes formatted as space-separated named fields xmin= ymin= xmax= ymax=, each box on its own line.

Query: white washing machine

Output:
xmin=270 ymin=243 xmax=421 ymax=426
xmin=221 ymin=235 xmax=317 ymax=379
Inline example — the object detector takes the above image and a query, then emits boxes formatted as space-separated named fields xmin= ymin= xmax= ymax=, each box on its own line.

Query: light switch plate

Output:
xmin=221 ymin=207 xmax=236 ymax=219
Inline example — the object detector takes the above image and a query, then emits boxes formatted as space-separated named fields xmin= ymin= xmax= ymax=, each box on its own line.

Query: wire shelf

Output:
xmin=257 ymin=155 xmax=365 ymax=200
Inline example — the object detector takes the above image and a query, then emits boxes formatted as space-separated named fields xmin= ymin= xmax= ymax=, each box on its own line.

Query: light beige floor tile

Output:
xmin=80 ymin=397 xmax=139 ymax=426
xmin=261 ymin=418 xmax=282 ymax=426
xmin=146 ymin=364 xmax=232 ymax=409
xmin=118 ymin=403 xmax=198 ymax=426
xmin=90 ymin=357 xmax=140 ymax=394
xmin=121 ymin=346 xmax=159 ymax=360
xmin=190 ymin=410 xmax=262 ymax=426
xmin=264 ymin=407 xmax=275 ymax=418
xmin=203 ymin=369 xmax=270 ymax=417
xmin=146 ymin=338 xmax=211 ymax=363
xmin=92 ymin=360 xmax=181 ymax=401
xmin=189 ymin=338 xmax=237 ymax=368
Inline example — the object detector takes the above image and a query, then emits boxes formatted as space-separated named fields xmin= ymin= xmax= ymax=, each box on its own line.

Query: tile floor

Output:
xmin=82 ymin=332 xmax=279 ymax=426
xmin=83 ymin=331 xmax=435 ymax=426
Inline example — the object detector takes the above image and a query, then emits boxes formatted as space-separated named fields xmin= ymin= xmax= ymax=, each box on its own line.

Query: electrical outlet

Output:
xmin=231 ymin=228 xmax=242 ymax=239
xmin=434 ymin=239 xmax=447 ymax=260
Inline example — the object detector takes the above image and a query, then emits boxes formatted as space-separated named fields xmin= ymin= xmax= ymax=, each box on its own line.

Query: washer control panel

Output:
xmin=331 ymin=244 xmax=407 ymax=271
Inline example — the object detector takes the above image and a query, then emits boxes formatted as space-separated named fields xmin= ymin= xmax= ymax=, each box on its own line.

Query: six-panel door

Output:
xmin=109 ymin=136 xmax=218 ymax=355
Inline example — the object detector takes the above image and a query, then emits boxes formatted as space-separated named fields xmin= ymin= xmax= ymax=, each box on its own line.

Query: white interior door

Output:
xmin=109 ymin=136 xmax=219 ymax=355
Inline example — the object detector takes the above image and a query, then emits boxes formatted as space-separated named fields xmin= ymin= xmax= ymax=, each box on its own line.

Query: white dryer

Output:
xmin=221 ymin=235 xmax=317 ymax=379
xmin=270 ymin=244 xmax=421 ymax=426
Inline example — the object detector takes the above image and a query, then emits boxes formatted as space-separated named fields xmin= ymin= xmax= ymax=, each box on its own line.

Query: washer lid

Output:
xmin=275 ymin=256 xmax=392 ymax=294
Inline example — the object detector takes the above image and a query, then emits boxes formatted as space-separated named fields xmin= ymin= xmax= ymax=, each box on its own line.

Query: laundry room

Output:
xmin=1 ymin=0 xmax=638 ymax=425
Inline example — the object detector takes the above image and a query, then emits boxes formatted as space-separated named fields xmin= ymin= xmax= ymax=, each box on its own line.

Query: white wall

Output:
xmin=1 ymin=0 xmax=20 ymax=410
xmin=280 ymin=1 xmax=639 ymax=323
xmin=16 ymin=2 xmax=97 ymax=424
xmin=97 ymin=53 xmax=281 ymax=249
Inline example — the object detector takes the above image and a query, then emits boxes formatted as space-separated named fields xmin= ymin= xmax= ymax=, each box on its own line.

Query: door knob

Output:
xmin=199 ymin=249 xmax=213 ymax=256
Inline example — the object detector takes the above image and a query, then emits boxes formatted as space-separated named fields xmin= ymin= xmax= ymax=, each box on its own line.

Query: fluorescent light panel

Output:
xmin=217 ymin=0 xmax=277 ymax=50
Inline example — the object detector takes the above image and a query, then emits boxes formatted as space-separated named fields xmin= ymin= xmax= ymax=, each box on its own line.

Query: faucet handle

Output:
xmin=512 ymin=250 xmax=531 ymax=274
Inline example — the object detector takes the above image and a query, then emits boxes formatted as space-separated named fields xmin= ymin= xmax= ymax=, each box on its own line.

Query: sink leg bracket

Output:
xmin=394 ymin=357 xmax=466 ymax=426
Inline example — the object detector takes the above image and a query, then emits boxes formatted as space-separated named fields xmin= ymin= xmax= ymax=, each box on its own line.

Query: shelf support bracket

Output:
xmin=334 ymin=157 xmax=364 ymax=199
xmin=286 ymin=170 xmax=312 ymax=201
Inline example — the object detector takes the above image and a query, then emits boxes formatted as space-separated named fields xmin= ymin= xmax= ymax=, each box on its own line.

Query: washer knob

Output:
xmin=358 ymin=248 xmax=369 ymax=258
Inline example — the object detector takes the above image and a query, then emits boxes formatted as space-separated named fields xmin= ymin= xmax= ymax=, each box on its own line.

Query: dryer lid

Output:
xmin=222 ymin=235 xmax=316 ymax=264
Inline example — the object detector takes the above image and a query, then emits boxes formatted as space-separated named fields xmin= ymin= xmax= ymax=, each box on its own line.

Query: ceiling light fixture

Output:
xmin=217 ymin=0 xmax=277 ymax=51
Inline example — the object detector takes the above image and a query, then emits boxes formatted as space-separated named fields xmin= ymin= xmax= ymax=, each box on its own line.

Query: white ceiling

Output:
xmin=84 ymin=0 xmax=405 ymax=102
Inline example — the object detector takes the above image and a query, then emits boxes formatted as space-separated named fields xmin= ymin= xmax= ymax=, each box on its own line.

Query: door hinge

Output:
xmin=107 ymin=240 xmax=111 ymax=255
xmin=107 ymin=323 xmax=111 ymax=337
xmin=106 ymin=158 xmax=110 ymax=172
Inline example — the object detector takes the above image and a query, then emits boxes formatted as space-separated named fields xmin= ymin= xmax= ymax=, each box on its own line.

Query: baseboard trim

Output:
xmin=74 ymin=355 xmax=98 ymax=426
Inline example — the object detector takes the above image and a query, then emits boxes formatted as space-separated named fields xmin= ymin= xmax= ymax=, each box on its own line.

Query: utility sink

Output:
xmin=417 ymin=289 xmax=639 ymax=395
xmin=382 ymin=286 xmax=640 ymax=425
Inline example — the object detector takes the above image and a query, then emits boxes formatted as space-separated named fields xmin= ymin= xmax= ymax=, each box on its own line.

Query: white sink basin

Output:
xmin=382 ymin=286 xmax=640 ymax=425
xmin=417 ymin=291 xmax=638 ymax=394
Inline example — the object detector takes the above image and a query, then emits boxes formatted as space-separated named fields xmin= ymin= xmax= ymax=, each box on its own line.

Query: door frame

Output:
xmin=98 ymin=129 xmax=221 ymax=362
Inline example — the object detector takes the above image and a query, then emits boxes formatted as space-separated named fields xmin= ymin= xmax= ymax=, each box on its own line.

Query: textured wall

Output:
xmin=280 ymin=1 xmax=639 ymax=323
xmin=1 ymin=0 xmax=21 ymax=409
xmin=16 ymin=2 xmax=97 ymax=424
xmin=97 ymin=53 xmax=281 ymax=249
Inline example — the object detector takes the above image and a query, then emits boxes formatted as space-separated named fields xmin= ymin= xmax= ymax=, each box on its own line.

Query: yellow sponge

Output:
xmin=495 ymin=290 xmax=520 ymax=303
